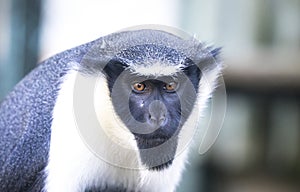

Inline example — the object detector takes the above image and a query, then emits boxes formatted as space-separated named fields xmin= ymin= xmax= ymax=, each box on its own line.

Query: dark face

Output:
xmin=129 ymin=78 xmax=182 ymax=144
xmin=103 ymin=46 xmax=201 ymax=170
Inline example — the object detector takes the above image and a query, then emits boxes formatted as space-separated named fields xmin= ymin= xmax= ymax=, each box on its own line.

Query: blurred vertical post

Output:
xmin=0 ymin=0 xmax=41 ymax=100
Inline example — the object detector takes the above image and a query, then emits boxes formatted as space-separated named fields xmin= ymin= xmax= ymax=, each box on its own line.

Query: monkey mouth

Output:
xmin=134 ymin=134 xmax=178 ymax=171
xmin=134 ymin=136 xmax=169 ymax=149
xmin=132 ymin=125 xmax=179 ymax=149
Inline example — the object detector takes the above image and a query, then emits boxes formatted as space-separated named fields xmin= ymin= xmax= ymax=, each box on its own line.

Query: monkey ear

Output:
xmin=103 ymin=59 xmax=128 ymax=80
xmin=194 ymin=46 xmax=222 ymax=71
xmin=210 ymin=47 xmax=222 ymax=58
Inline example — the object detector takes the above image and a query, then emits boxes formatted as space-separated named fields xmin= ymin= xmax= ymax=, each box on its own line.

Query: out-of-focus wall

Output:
xmin=178 ymin=0 xmax=300 ymax=191
xmin=0 ymin=0 xmax=41 ymax=100
xmin=39 ymin=0 xmax=180 ymax=60
xmin=0 ymin=0 xmax=12 ymax=99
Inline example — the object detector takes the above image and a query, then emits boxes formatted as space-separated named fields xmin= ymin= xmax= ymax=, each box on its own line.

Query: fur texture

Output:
xmin=0 ymin=28 xmax=222 ymax=192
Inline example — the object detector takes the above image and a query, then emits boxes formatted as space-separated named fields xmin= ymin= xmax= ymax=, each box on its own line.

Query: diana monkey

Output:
xmin=0 ymin=26 xmax=222 ymax=192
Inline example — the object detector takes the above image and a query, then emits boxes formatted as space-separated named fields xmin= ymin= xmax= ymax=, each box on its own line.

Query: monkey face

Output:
xmin=74 ymin=28 xmax=221 ymax=170
xmin=103 ymin=44 xmax=201 ymax=169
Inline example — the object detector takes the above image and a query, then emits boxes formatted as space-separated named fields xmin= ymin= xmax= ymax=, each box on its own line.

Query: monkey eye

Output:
xmin=132 ymin=82 xmax=146 ymax=92
xmin=164 ymin=82 xmax=178 ymax=92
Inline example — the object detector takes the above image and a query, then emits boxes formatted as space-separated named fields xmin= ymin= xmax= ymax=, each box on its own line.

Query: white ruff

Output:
xmin=43 ymin=66 xmax=215 ymax=192
xmin=44 ymin=70 xmax=138 ymax=191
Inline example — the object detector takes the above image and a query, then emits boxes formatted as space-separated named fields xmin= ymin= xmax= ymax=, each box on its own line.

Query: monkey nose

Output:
xmin=148 ymin=100 xmax=167 ymax=127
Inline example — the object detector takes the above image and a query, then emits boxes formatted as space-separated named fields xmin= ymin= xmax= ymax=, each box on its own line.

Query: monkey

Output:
xmin=0 ymin=26 xmax=222 ymax=192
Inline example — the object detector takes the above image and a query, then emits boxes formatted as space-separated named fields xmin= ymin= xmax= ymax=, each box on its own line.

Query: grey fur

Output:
xmin=78 ymin=29 xmax=220 ymax=76
xmin=0 ymin=40 xmax=92 ymax=191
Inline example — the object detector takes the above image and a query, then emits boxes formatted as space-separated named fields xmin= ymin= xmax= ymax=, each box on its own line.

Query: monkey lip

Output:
xmin=134 ymin=134 xmax=171 ymax=148
xmin=136 ymin=136 xmax=168 ymax=142
xmin=147 ymin=137 xmax=168 ymax=143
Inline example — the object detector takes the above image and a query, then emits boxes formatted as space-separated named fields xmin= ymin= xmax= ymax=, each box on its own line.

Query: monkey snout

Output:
xmin=148 ymin=114 xmax=166 ymax=127
xmin=147 ymin=100 xmax=167 ymax=127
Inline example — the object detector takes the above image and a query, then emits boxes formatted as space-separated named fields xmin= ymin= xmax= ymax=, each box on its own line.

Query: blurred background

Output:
xmin=0 ymin=0 xmax=299 ymax=191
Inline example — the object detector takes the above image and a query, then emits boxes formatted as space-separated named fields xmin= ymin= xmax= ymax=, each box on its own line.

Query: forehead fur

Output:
xmin=129 ymin=62 xmax=182 ymax=76
xmin=116 ymin=44 xmax=187 ymax=76
xmin=78 ymin=28 xmax=221 ymax=76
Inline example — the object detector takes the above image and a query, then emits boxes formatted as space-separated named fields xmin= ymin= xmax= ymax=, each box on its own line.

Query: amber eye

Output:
xmin=132 ymin=82 xmax=146 ymax=92
xmin=164 ymin=82 xmax=177 ymax=92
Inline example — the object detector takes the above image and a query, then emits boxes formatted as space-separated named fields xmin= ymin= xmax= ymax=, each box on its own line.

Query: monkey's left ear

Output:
xmin=209 ymin=47 xmax=222 ymax=60
xmin=190 ymin=46 xmax=222 ymax=78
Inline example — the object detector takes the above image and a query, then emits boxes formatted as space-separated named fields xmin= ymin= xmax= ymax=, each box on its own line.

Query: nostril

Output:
xmin=148 ymin=114 xmax=157 ymax=124
xmin=148 ymin=114 xmax=166 ymax=127
xmin=159 ymin=115 xmax=166 ymax=125
xmin=159 ymin=114 xmax=165 ymax=121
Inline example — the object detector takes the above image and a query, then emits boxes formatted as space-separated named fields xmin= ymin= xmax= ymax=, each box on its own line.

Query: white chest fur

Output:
xmin=44 ymin=69 xmax=189 ymax=192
